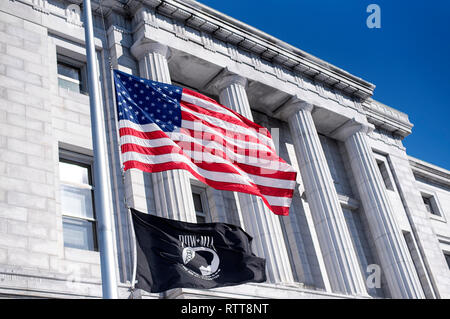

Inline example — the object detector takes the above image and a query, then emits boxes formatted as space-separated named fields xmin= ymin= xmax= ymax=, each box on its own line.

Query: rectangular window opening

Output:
xmin=57 ymin=54 xmax=87 ymax=94
xmin=192 ymin=187 xmax=209 ymax=224
xmin=444 ymin=253 xmax=450 ymax=270
xmin=376 ymin=159 xmax=394 ymax=191
xmin=421 ymin=194 xmax=441 ymax=217
xmin=59 ymin=151 xmax=98 ymax=251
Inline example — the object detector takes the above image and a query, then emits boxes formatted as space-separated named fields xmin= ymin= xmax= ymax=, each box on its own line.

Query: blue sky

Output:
xmin=200 ymin=0 xmax=450 ymax=170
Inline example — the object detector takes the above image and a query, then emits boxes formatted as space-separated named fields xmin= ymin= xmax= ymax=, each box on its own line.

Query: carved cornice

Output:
xmin=32 ymin=0 xmax=49 ymax=14
xmin=165 ymin=0 xmax=374 ymax=98
xmin=92 ymin=0 xmax=375 ymax=100
xmin=409 ymin=156 xmax=450 ymax=188
xmin=368 ymin=127 xmax=405 ymax=151
xmin=363 ymin=98 xmax=413 ymax=138
xmin=11 ymin=0 xmax=412 ymax=138
xmin=16 ymin=0 xmax=375 ymax=101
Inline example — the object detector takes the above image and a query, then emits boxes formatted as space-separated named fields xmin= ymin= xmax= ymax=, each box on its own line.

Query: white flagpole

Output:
xmin=83 ymin=0 xmax=118 ymax=299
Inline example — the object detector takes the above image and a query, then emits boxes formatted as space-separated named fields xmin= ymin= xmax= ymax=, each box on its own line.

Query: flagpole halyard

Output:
xmin=110 ymin=69 xmax=139 ymax=293
xmin=127 ymin=205 xmax=138 ymax=291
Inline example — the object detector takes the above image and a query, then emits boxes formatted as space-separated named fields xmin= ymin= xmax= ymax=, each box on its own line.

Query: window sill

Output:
xmin=64 ymin=246 xmax=100 ymax=264
xmin=429 ymin=213 xmax=447 ymax=223
xmin=58 ymin=87 xmax=90 ymax=102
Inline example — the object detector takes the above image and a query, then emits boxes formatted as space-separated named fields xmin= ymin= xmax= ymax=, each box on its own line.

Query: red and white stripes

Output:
xmin=119 ymin=88 xmax=297 ymax=215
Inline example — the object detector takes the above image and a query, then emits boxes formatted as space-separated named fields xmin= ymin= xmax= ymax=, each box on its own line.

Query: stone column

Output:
xmin=130 ymin=40 xmax=196 ymax=222
xmin=215 ymin=74 xmax=294 ymax=284
xmin=334 ymin=119 xmax=425 ymax=299
xmin=283 ymin=99 xmax=368 ymax=296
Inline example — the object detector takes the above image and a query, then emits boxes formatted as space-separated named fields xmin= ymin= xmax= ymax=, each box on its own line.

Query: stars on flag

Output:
xmin=114 ymin=70 xmax=183 ymax=132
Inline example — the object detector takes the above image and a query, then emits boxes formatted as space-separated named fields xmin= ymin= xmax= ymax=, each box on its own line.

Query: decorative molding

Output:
xmin=108 ymin=25 xmax=132 ymax=36
xmin=201 ymin=32 xmax=215 ymax=52
xmin=409 ymin=156 xmax=450 ymax=188
xmin=66 ymin=3 xmax=83 ymax=27
xmin=352 ymin=97 xmax=362 ymax=111
xmin=294 ymin=74 xmax=304 ymax=89
xmin=315 ymin=82 xmax=325 ymax=98
xmin=334 ymin=89 xmax=344 ymax=104
xmin=363 ymin=98 xmax=413 ymax=138
xmin=227 ymin=43 xmax=241 ymax=62
xmin=274 ymin=65 xmax=286 ymax=81
xmin=368 ymin=127 xmax=405 ymax=151
xmin=133 ymin=7 xmax=159 ymax=29
xmin=173 ymin=20 xmax=188 ymax=40
xmin=249 ymin=53 xmax=262 ymax=72
xmin=23 ymin=0 xmax=374 ymax=99
xmin=137 ymin=0 xmax=375 ymax=99
xmin=10 ymin=0 xmax=407 ymax=142
xmin=32 ymin=0 xmax=49 ymax=14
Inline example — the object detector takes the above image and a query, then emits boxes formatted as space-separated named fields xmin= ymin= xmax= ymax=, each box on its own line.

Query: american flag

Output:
xmin=113 ymin=69 xmax=297 ymax=216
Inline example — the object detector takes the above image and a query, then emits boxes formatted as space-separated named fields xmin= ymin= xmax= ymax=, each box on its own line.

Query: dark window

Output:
xmin=444 ymin=253 xmax=450 ymax=269
xmin=192 ymin=191 xmax=207 ymax=223
xmin=59 ymin=156 xmax=97 ymax=251
xmin=376 ymin=160 xmax=394 ymax=191
xmin=422 ymin=194 xmax=441 ymax=217
xmin=423 ymin=196 xmax=434 ymax=214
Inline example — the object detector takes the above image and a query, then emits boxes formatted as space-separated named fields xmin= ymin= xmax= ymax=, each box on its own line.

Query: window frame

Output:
xmin=420 ymin=190 xmax=445 ymax=222
xmin=56 ymin=54 xmax=88 ymax=95
xmin=373 ymin=154 xmax=396 ymax=192
xmin=59 ymin=149 xmax=98 ymax=251
xmin=444 ymin=252 xmax=450 ymax=270
xmin=422 ymin=195 xmax=435 ymax=215
xmin=191 ymin=185 xmax=210 ymax=224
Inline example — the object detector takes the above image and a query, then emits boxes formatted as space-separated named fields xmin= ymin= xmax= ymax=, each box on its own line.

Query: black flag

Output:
xmin=131 ymin=208 xmax=266 ymax=293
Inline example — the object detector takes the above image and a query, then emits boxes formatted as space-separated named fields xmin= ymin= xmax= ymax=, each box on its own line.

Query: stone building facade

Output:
xmin=0 ymin=0 xmax=449 ymax=298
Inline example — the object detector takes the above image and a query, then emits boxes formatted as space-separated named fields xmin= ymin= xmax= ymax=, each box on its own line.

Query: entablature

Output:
xmin=9 ymin=0 xmax=412 ymax=140
xmin=90 ymin=0 xmax=376 ymax=100
xmin=363 ymin=99 xmax=413 ymax=138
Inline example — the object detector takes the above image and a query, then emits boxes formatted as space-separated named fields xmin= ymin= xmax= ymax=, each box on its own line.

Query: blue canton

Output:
xmin=113 ymin=69 xmax=182 ymax=132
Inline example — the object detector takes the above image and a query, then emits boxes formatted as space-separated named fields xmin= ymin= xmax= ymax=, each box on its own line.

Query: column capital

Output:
xmin=130 ymin=39 xmax=171 ymax=61
xmin=207 ymin=68 xmax=248 ymax=95
xmin=276 ymin=95 xmax=314 ymax=120
xmin=332 ymin=118 xmax=375 ymax=141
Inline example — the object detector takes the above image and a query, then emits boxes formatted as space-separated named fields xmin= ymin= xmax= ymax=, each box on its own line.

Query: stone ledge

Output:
xmin=163 ymin=282 xmax=371 ymax=299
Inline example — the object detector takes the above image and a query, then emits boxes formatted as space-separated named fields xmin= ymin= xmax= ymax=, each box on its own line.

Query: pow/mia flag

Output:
xmin=131 ymin=208 xmax=266 ymax=293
